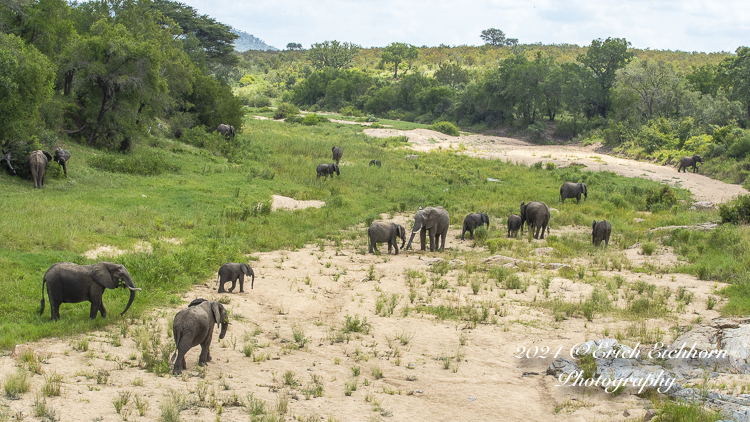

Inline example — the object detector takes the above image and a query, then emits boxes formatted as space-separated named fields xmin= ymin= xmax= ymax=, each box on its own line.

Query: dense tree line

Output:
xmin=0 ymin=0 xmax=243 ymax=154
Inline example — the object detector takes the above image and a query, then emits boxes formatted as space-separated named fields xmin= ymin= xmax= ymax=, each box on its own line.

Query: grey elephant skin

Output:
xmin=1 ymin=150 xmax=16 ymax=175
xmin=217 ymin=263 xmax=254 ymax=293
xmin=53 ymin=147 xmax=71 ymax=176
xmin=332 ymin=146 xmax=343 ymax=164
xmin=171 ymin=298 xmax=228 ymax=375
xmin=217 ymin=124 xmax=235 ymax=138
xmin=368 ymin=221 xmax=406 ymax=254
xmin=678 ymin=155 xmax=703 ymax=173
xmin=40 ymin=262 xmax=140 ymax=320
xmin=406 ymin=206 xmax=450 ymax=252
xmin=316 ymin=163 xmax=339 ymax=179
xmin=461 ymin=213 xmax=489 ymax=240
xmin=29 ymin=150 xmax=52 ymax=188
xmin=592 ymin=220 xmax=612 ymax=246
xmin=560 ymin=182 xmax=587 ymax=204
xmin=520 ymin=201 xmax=551 ymax=239
xmin=507 ymin=214 xmax=523 ymax=238
xmin=369 ymin=160 xmax=381 ymax=167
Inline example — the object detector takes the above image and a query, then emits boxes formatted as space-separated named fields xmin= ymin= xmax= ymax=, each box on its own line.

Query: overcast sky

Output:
xmin=181 ymin=0 xmax=748 ymax=53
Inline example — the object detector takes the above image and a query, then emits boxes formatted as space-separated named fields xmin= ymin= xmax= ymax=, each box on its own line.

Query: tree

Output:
xmin=0 ymin=33 xmax=55 ymax=143
xmin=286 ymin=42 xmax=302 ymax=51
xmin=307 ymin=40 xmax=359 ymax=70
xmin=577 ymin=37 xmax=634 ymax=118
xmin=381 ymin=42 xmax=419 ymax=78
xmin=613 ymin=60 xmax=683 ymax=122
xmin=719 ymin=46 xmax=750 ymax=120
xmin=434 ymin=63 xmax=469 ymax=88
xmin=480 ymin=28 xmax=518 ymax=47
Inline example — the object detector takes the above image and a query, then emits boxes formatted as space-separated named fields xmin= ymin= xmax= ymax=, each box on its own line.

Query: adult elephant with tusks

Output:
xmin=40 ymin=262 xmax=141 ymax=320
xmin=405 ymin=206 xmax=450 ymax=252
xmin=461 ymin=213 xmax=489 ymax=240
xmin=368 ymin=221 xmax=406 ymax=254
xmin=678 ymin=155 xmax=703 ymax=173
xmin=171 ymin=298 xmax=228 ymax=375
xmin=316 ymin=163 xmax=339 ymax=179
xmin=560 ymin=182 xmax=587 ymax=204
xmin=217 ymin=124 xmax=235 ymax=138
xmin=520 ymin=201 xmax=551 ymax=239
xmin=592 ymin=220 xmax=612 ymax=246
xmin=53 ymin=147 xmax=71 ymax=176
xmin=217 ymin=263 xmax=255 ymax=293
xmin=29 ymin=150 xmax=52 ymax=188
xmin=1 ymin=150 xmax=15 ymax=175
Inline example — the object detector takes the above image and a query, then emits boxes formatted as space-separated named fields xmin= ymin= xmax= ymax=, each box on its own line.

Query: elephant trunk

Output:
xmin=120 ymin=288 xmax=136 ymax=316
xmin=219 ymin=322 xmax=228 ymax=340
xmin=405 ymin=232 xmax=417 ymax=250
xmin=251 ymin=272 xmax=255 ymax=289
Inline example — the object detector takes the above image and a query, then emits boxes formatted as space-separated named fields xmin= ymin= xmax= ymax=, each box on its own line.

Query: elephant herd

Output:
xmin=367 ymin=181 xmax=612 ymax=255
xmin=38 ymin=260 xmax=254 ymax=375
xmin=1 ymin=147 xmax=71 ymax=188
xmin=316 ymin=146 xmax=383 ymax=180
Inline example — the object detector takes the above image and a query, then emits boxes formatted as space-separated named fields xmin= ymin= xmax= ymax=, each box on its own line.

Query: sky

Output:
xmin=181 ymin=0 xmax=749 ymax=53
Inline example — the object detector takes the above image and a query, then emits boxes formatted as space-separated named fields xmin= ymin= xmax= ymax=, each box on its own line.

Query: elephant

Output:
xmin=560 ymin=182 xmax=587 ymax=204
xmin=171 ymin=298 xmax=228 ymax=375
xmin=461 ymin=213 xmax=489 ymax=240
xmin=678 ymin=155 xmax=703 ymax=173
xmin=316 ymin=163 xmax=339 ymax=179
xmin=40 ymin=262 xmax=140 ymax=320
xmin=53 ymin=147 xmax=71 ymax=177
xmin=29 ymin=150 xmax=52 ymax=188
xmin=217 ymin=124 xmax=235 ymax=138
xmin=217 ymin=263 xmax=255 ymax=293
xmin=1 ymin=150 xmax=15 ymax=175
xmin=520 ymin=201 xmax=551 ymax=239
xmin=332 ymin=146 xmax=343 ymax=164
xmin=507 ymin=214 xmax=523 ymax=238
xmin=592 ymin=220 xmax=612 ymax=246
xmin=367 ymin=221 xmax=406 ymax=254
xmin=369 ymin=160 xmax=381 ymax=167
xmin=405 ymin=206 xmax=450 ymax=252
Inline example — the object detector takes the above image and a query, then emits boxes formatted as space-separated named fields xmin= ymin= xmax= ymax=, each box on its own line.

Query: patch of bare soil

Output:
xmin=271 ymin=195 xmax=325 ymax=211
xmin=5 ymin=214 xmax=728 ymax=422
xmin=363 ymin=129 xmax=748 ymax=203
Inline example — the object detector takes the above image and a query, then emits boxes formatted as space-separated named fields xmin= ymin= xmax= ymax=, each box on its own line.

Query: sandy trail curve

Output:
xmin=364 ymin=128 xmax=748 ymax=203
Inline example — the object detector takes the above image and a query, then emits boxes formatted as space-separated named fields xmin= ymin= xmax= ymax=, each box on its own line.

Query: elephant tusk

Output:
xmin=128 ymin=287 xmax=142 ymax=291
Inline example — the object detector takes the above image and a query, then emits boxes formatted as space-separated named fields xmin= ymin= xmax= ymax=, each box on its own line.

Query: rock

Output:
xmin=449 ymin=259 xmax=465 ymax=267
xmin=574 ymin=338 xmax=620 ymax=357
xmin=692 ymin=201 xmax=717 ymax=210
xmin=634 ymin=218 xmax=645 ymax=223
xmin=642 ymin=409 xmax=657 ymax=421
xmin=546 ymin=263 xmax=571 ymax=270
xmin=532 ymin=247 xmax=553 ymax=256
xmin=623 ymin=409 xmax=630 ymax=417
xmin=12 ymin=344 xmax=47 ymax=360
xmin=426 ymin=258 xmax=445 ymax=266
xmin=467 ymin=396 xmax=477 ymax=403
xmin=487 ymin=178 xmax=500 ymax=182
xmin=546 ymin=358 xmax=580 ymax=377
xmin=665 ymin=317 xmax=750 ymax=375
xmin=404 ymin=155 xmax=419 ymax=160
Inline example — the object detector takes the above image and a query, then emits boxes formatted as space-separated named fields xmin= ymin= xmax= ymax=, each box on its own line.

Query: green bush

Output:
xmin=284 ymin=115 xmax=304 ymax=124
xmin=274 ymin=103 xmax=300 ymax=120
xmin=429 ymin=121 xmax=460 ymax=136
xmin=88 ymin=151 xmax=179 ymax=176
xmin=339 ymin=106 xmax=364 ymax=117
xmin=719 ymin=194 xmax=750 ymax=224
xmin=645 ymin=185 xmax=677 ymax=210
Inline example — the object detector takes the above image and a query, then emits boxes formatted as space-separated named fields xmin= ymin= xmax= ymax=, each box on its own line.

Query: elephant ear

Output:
xmin=91 ymin=262 xmax=119 ymax=289
xmin=241 ymin=264 xmax=250 ymax=276
xmin=592 ymin=220 xmax=597 ymax=229
xmin=211 ymin=302 xmax=224 ymax=328
xmin=188 ymin=298 xmax=207 ymax=307
xmin=42 ymin=151 xmax=53 ymax=162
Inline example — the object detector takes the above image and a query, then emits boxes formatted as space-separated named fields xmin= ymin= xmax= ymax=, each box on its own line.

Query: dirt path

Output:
xmin=364 ymin=128 xmax=748 ymax=203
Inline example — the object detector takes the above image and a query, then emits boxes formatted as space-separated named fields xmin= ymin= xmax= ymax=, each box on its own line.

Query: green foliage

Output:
xmin=274 ymin=103 xmax=300 ymax=120
xmin=645 ymin=185 xmax=678 ymax=210
xmin=307 ymin=40 xmax=360 ymax=70
xmin=188 ymin=71 xmax=244 ymax=131
xmin=429 ymin=121 xmax=460 ymax=136
xmin=719 ymin=195 xmax=750 ymax=224
xmin=480 ymin=28 xmax=518 ymax=47
xmin=88 ymin=150 xmax=180 ymax=176
xmin=380 ymin=42 xmax=419 ymax=78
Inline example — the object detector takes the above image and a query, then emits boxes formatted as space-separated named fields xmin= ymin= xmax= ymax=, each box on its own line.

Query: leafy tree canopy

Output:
xmin=480 ymin=28 xmax=518 ymax=47
xmin=307 ymin=40 xmax=360 ymax=70
xmin=381 ymin=42 xmax=419 ymax=78
xmin=286 ymin=42 xmax=302 ymax=51
xmin=577 ymin=37 xmax=634 ymax=117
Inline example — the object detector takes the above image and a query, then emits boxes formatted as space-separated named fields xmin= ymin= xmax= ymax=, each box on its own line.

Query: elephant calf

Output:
xmin=171 ymin=298 xmax=228 ymax=375
xmin=507 ymin=215 xmax=523 ymax=238
xmin=461 ymin=213 xmax=489 ymax=240
xmin=678 ymin=155 xmax=703 ymax=173
xmin=368 ymin=221 xmax=406 ymax=255
xmin=316 ymin=163 xmax=339 ymax=179
xmin=592 ymin=220 xmax=612 ymax=246
xmin=217 ymin=262 xmax=255 ymax=293
xmin=332 ymin=146 xmax=343 ymax=164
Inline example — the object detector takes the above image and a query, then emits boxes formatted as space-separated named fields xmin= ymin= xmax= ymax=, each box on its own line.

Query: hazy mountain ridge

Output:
xmin=231 ymin=28 xmax=278 ymax=52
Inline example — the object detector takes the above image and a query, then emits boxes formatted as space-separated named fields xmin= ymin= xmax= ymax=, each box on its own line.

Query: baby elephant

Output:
xmin=171 ymin=298 xmax=228 ymax=375
xmin=316 ymin=163 xmax=339 ymax=179
xmin=217 ymin=263 xmax=254 ymax=293
xmin=368 ymin=221 xmax=406 ymax=254
xmin=461 ymin=213 xmax=489 ymax=240
xmin=507 ymin=215 xmax=523 ymax=238
xmin=592 ymin=220 xmax=612 ymax=246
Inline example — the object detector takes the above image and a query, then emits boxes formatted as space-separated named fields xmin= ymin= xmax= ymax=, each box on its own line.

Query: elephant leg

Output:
xmin=428 ymin=231 xmax=436 ymax=252
xmin=51 ymin=300 xmax=61 ymax=321
xmin=199 ymin=332 xmax=213 ymax=364
xmin=62 ymin=162 xmax=67 ymax=176
xmin=439 ymin=232 xmax=446 ymax=251
xmin=239 ymin=274 xmax=245 ymax=293
xmin=540 ymin=224 xmax=547 ymax=239
xmin=218 ymin=277 xmax=227 ymax=293
xmin=420 ymin=229 xmax=427 ymax=251
xmin=89 ymin=300 xmax=100 ymax=319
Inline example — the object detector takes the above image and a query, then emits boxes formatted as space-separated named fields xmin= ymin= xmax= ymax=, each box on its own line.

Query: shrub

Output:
xmin=274 ymin=103 xmax=300 ymax=120
xmin=339 ymin=106 xmax=364 ymax=117
xmin=429 ymin=121 xmax=460 ymax=136
xmin=285 ymin=115 xmax=304 ymax=124
xmin=645 ymin=185 xmax=677 ymax=210
xmin=88 ymin=150 xmax=180 ymax=176
xmin=719 ymin=194 xmax=750 ymax=224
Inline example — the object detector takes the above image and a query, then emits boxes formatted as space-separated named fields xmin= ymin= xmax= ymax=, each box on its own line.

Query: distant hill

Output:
xmin=231 ymin=29 xmax=278 ymax=52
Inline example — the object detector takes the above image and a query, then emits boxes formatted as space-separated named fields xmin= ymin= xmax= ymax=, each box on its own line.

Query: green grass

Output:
xmin=0 ymin=114 xmax=744 ymax=349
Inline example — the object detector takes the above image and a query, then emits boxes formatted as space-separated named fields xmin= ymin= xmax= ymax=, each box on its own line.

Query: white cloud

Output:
xmin=183 ymin=0 xmax=749 ymax=52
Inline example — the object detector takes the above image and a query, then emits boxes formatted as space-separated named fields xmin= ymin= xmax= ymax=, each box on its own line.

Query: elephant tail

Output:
xmin=40 ymin=277 xmax=46 ymax=316
xmin=171 ymin=331 xmax=181 ymax=363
